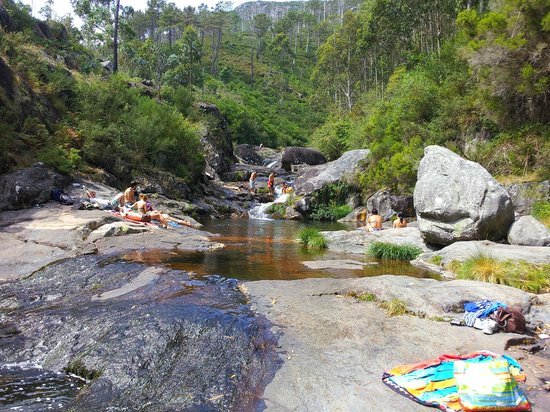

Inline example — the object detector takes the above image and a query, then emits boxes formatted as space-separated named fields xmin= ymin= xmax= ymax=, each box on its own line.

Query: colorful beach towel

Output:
xmin=382 ymin=351 xmax=527 ymax=412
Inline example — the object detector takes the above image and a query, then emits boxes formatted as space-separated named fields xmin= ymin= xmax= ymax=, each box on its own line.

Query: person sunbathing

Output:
xmin=124 ymin=194 xmax=168 ymax=228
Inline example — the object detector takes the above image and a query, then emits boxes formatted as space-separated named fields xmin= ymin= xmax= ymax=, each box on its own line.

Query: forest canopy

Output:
xmin=0 ymin=0 xmax=548 ymax=192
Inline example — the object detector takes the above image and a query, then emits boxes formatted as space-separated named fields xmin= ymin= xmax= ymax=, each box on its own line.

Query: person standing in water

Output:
xmin=249 ymin=171 xmax=258 ymax=194
xmin=267 ymin=172 xmax=275 ymax=195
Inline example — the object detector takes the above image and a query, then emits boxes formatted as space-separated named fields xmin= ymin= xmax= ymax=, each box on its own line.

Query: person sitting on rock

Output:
xmin=393 ymin=212 xmax=408 ymax=228
xmin=123 ymin=182 xmax=139 ymax=205
xmin=281 ymin=182 xmax=293 ymax=194
xmin=249 ymin=172 xmax=258 ymax=194
xmin=125 ymin=193 xmax=168 ymax=228
xmin=365 ymin=208 xmax=383 ymax=232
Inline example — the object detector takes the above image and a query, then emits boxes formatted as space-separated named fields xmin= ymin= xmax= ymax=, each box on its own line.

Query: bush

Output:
xmin=297 ymin=228 xmax=327 ymax=250
xmin=447 ymin=253 xmax=550 ymax=293
xmin=310 ymin=203 xmax=352 ymax=221
xmin=532 ymin=201 xmax=550 ymax=227
xmin=74 ymin=74 xmax=204 ymax=182
xmin=367 ymin=242 xmax=423 ymax=261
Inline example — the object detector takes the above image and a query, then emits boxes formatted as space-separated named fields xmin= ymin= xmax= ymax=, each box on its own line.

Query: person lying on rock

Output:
xmin=124 ymin=193 xmax=168 ymax=228
xmin=392 ymin=212 xmax=408 ymax=228
xmin=84 ymin=189 xmax=111 ymax=209
xmin=365 ymin=208 xmax=383 ymax=232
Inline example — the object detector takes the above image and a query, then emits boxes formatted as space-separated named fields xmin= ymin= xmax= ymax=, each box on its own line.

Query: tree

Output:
xmin=40 ymin=0 xmax=55 ymax=21
xmin=72 ymin=0 xmax=123 ymax=71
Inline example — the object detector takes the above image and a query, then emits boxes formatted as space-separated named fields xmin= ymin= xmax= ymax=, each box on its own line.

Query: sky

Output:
xmin=21 ymin=0 xmax=265 ymax=20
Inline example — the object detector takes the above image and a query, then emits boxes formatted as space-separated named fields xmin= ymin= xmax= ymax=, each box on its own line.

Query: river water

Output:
xmin=123 ymin=219 xmax=435 ymax=281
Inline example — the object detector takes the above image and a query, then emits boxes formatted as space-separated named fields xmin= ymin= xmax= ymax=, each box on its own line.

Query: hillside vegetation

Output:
xmin=0 ymin=0 xmax=548 ymax=194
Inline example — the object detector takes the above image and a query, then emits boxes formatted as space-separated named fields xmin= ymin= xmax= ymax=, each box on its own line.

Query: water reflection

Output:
xmin=124 ymin=219 xmax=437 ymax=281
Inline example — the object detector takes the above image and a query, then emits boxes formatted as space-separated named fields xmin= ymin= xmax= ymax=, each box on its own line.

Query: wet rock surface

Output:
xmin=0 ymin=256 xmax=280 ymax=411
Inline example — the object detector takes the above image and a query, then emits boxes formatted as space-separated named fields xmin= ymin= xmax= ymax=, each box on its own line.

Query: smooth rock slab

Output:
xmin=242 ymin=276 xmax=547 ymax=411
xmin=412 ymin=241 xmax=550 ymax=278
xmin=321 ymin=227 xmax=433 ymax=255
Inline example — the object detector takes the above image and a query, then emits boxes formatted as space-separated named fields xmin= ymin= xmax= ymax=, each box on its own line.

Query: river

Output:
xmin=122 ymin=219 xmax=435 ymax=281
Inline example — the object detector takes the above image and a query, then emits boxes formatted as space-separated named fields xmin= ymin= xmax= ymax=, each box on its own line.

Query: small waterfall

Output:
xmin=248 ymin=190 xmax=290 ymax=220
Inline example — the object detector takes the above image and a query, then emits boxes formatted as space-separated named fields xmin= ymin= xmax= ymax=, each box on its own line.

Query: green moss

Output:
xmin=345 ymin=291 xmax=378 ymax=302
xmin=367 ymin=242 xmax=423 ymax=261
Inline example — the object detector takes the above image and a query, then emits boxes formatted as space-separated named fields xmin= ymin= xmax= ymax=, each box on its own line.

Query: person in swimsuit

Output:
xmin=129 ymin=193 xmax=168 ymax=228
xmin=268 ymin=172 xmax=275 ymax=195
xmin=365 ymin=208 xmax=383 ymax=232
xmin=123 ymin=182 xmax=138 ymax=205
xmin=249 ymin=172 xmax=258 ymax=194
xmin=392 ymin=212 xmax=407 ymax=228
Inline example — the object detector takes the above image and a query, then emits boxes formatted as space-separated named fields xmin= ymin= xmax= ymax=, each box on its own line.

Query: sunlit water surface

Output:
xmin=124 ymin=219 xmax=437 ymax=281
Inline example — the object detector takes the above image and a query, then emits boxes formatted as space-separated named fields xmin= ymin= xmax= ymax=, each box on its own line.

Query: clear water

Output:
xmin=0 ymin=366 xmax=83 ymax=411
xmin=123 ymin=219 xmax=436 ymax=281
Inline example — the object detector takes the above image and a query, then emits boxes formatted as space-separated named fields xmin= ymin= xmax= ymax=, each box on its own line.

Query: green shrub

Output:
xmin=310 ymin=203 xmax=352 ymax=221
xmin=448 ymin=253 xmax=550 ymax=293
xmin=297 ymin=228 xmax=327 ymax=250
xmin=367 ymin=242 xmax=423 ymax=261
xmin=532 ymin=201 xmax=550 ymax=227
xmin=267 ymin=203 xmax=286 ymax=216
xmin=430 ymin=255 xmax=443 ymax=266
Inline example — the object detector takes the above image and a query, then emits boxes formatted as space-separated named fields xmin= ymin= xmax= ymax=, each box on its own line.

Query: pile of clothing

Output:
xmin=463 ymin=300 xmax=526 ymax=335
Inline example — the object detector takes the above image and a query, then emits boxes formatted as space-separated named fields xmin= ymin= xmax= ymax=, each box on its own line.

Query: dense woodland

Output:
xmin=0 ymin=0 xmax=548 ymax=195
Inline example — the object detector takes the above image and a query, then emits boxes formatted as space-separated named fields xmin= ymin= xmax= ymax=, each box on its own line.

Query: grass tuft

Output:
xmin=379 ymin=299 xmax=409 ymax=316
xmin=447 ymin=252 xmax=550 ymax=293
xmin=367 ymin=242 xmax=423 ymax=261
xmin=297 ymin=228 xmax=327 ymax=250
xmin=430 ymin=255 xmax=443 ymax=266
xmin=345 ymin=291 xmax=377 ymax=302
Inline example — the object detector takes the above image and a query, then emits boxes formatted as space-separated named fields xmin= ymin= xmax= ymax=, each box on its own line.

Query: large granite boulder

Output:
xmin=281 ymin=147 xmax=326 ymax=172
xmin=508 ymin=216 xmax=550 ymax=246
xmin=235 ymin=144 xmax=263 ymax=165
xmin=0 ymin=163 xmax=71 ymax=211
xmin=198 ymin=102 xmax=235 ymax=179
xmin=414 ymin=146 xmax=514 ymax=245
xmin=294 ymin=150 xmax=370 ymax=197
xmin=506 ymin=180 xmax=549 ymax=216
xmin=136 ymin=169 xmax=191 ymax=200
xmin=366 ymin=189 xmax=414 ymax=219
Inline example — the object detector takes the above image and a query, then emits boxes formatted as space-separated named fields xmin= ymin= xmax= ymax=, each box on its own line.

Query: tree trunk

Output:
xmin=113 ymin=0 xmax=120 ymax=72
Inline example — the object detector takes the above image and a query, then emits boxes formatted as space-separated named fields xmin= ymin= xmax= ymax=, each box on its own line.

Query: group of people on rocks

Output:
xmin=359 ymin=208 xmax=408 ymax=232
xmin=84 ymin=182 xmax=192 ymax=229
xmin=248 ymin=171 xmax=293 ymax=196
